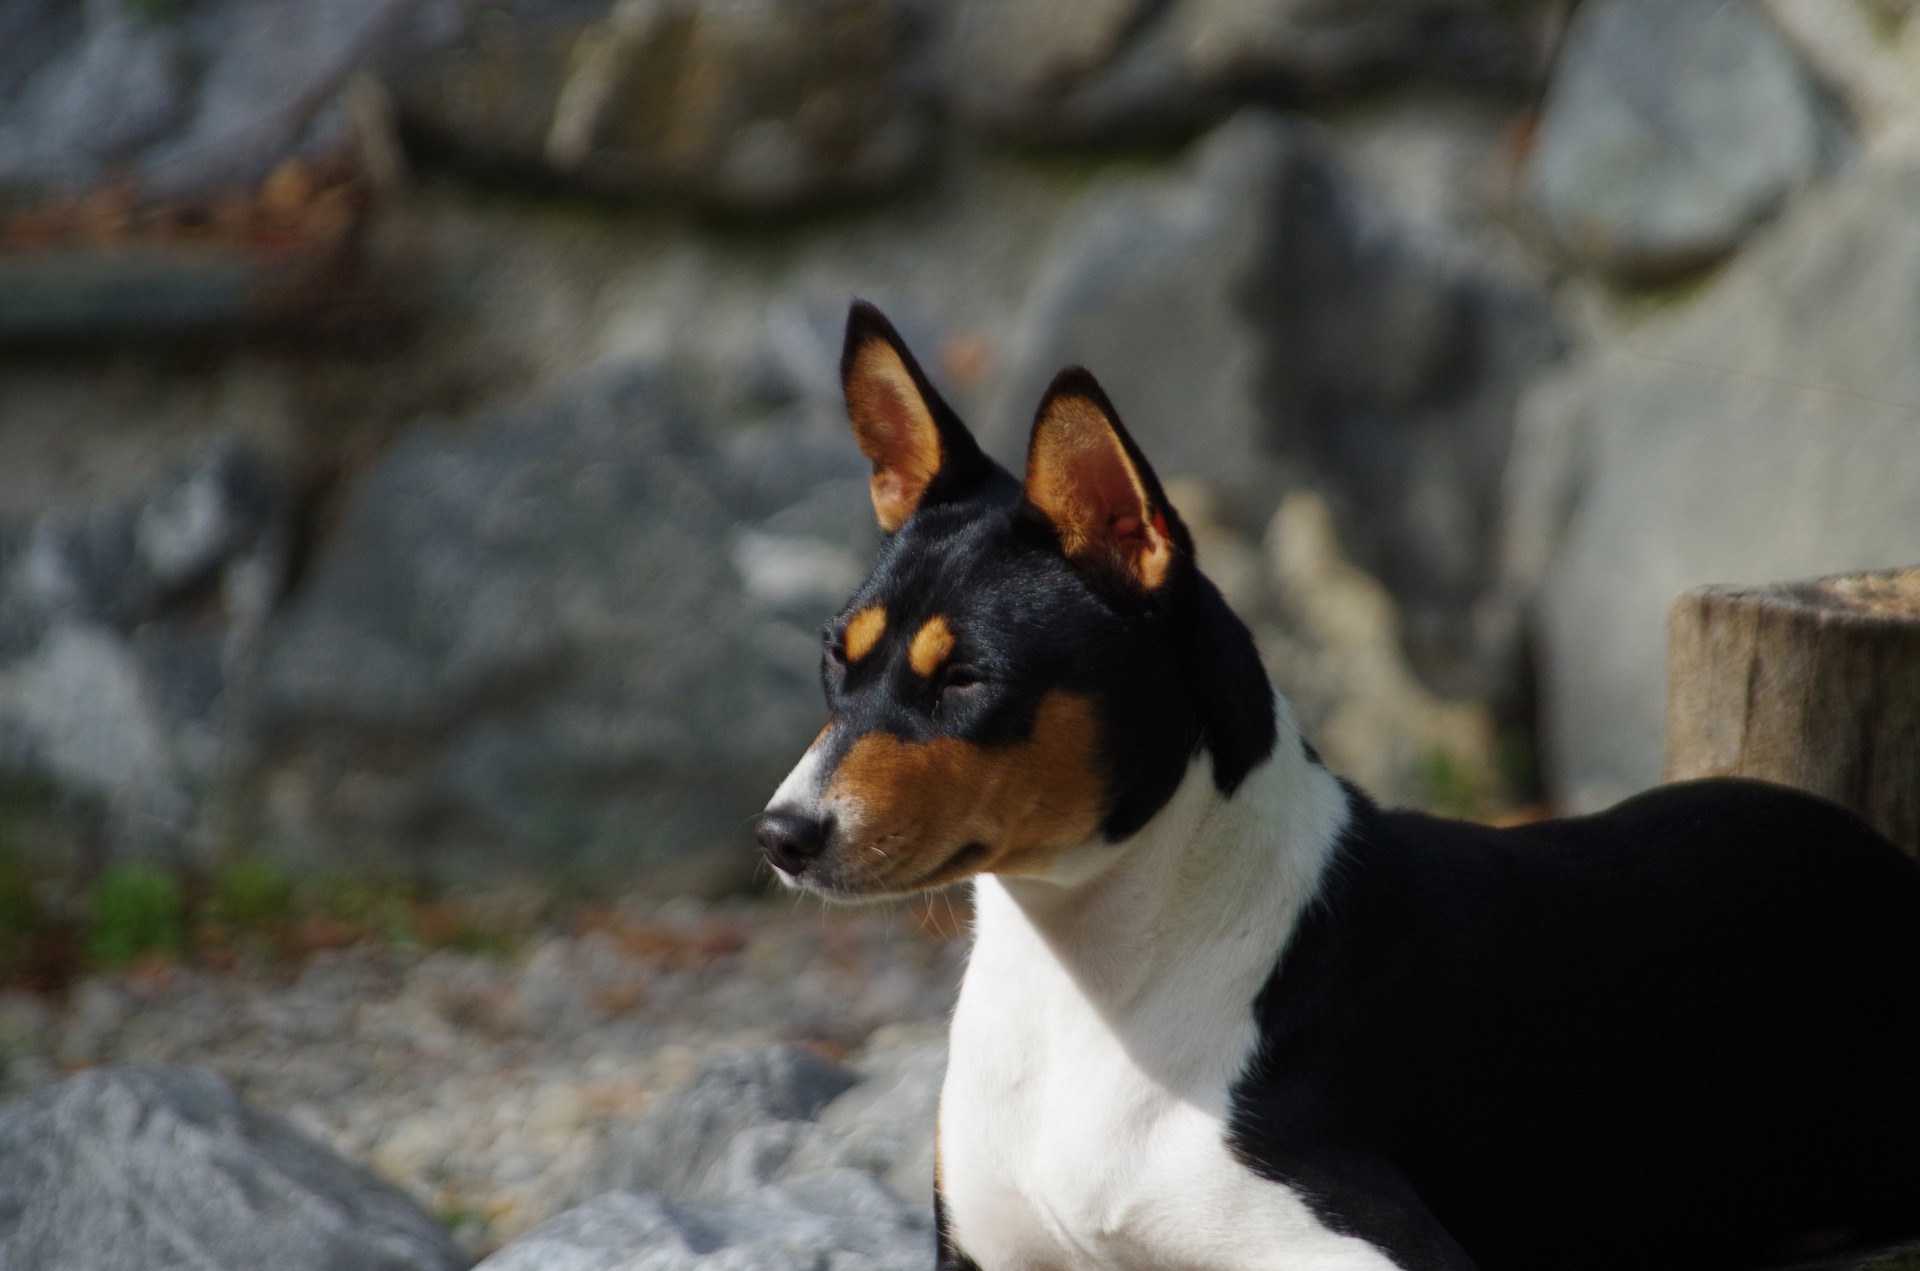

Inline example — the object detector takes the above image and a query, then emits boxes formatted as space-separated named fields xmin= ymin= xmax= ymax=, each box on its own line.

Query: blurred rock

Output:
xmin=0 ymin=0 xmax=407 ymax=341
xmin=0 ymin=1 xmax=191 ymax=194
xmin=0 ymin=442 xmax=288 ymax=859
xmin=948 ymin=0 xmax=1545 ymax=145
xmin=0 ymin=0 xmax=415 ymax=204
xmin=539 ymin=1038 xmax=940 ymax=1270
xmin=1154 ymin=0 xmax=1542 ymax=100
xmin=14 ymin=441 xmax=282 ymax=626
xmin=1503 ymin=160 xmax=1920 ymax=812
xmin=388 ymin=0 xmax=935 ymax=211
xmin=576 ymin=1033 xmax=945 ymax=1206
xmin=1169 ymin=478 xmax=1500 ymax=811
xmin=251 ymin=364 xmax=837 ymax=887
xmin=783 ymin=1037 xmax=945 ymax=1207
xmin=984 ymin=112 xmax=1292 ymax=508
xmin=0 ymin=1064 xmax=469 ymax=1271
xmin=945 ymin=0 xmax=1177 ymax=144
xmin=476 ymin=1173 xmax=927 ymax=1271
xmin=1258 ymin=491 xmax=1499 ymax=811
xmin=1524 ymin=0 xmax=1844 ymax=282
xmin=0 ymin=234 xmax=368 ymax=342
xmin=575 ymin=1043 xmax=863 ymax=1203
xmin=990 ymin=109 xmax=1559 ymax=690
xmin=1760 ymin=0 xmax=1920 ymax=162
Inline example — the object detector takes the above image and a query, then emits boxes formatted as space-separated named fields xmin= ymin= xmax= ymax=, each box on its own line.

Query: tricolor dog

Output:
xmin=757 ymin=301 xmax=1920 ymax=1270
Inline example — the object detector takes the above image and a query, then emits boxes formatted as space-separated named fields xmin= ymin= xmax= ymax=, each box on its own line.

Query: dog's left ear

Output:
xmin=1025 ymin=368 xmax=1186 ymax=595
xmin=842 ymin=300 xmax=997 ymax=532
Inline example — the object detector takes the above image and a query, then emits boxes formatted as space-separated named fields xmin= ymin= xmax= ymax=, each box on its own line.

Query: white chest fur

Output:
xmin=939 ymin=745 xmax=1400 ymax=1271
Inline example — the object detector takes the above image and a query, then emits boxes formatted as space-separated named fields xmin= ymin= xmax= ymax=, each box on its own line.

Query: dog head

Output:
xmin=756 ymin=301 xmax=1276 ymax=898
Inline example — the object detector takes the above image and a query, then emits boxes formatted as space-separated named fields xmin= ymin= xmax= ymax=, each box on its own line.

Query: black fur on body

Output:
xmin=1232 ymin=781 xmax=1920 ymax=1271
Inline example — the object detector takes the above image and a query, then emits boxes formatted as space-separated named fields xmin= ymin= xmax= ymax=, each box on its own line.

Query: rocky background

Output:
xmin=6 ymin=0 xmax=1920 ymax=1266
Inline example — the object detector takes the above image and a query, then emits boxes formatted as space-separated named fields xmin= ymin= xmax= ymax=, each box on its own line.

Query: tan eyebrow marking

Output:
xmin=844 ymin=606 xmax=887 ymax=662
xmin=909 ymin=615 xmax=956 ymax=678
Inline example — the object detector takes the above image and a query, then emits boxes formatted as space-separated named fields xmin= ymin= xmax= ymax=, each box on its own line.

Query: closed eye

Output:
xmin=941 ymin=664 xmax=984 ymax=692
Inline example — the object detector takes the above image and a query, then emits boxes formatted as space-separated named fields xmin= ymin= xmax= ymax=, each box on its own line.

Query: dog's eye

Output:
xmin=825 ymin=636 xmax=848 ymax=667
xmin=941 ymin=665 xmax=984 ymax=694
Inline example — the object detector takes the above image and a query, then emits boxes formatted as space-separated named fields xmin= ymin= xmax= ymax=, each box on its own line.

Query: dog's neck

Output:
xmin=962 ymin=700 xmax=1350 ymax=1084
xmin=941 ymin=701 xmax=1390 ymax=1269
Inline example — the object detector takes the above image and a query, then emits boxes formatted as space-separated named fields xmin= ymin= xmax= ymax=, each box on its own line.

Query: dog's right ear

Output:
xmin=842 ymin=300 xmax=994 ymax=532
xmin=1024 ymin=367 xmax=1187 ymax=597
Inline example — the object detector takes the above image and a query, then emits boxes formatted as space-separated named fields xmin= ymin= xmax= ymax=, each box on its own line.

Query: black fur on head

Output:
xmin=824 ymin=301 xmax=1277 ymax=846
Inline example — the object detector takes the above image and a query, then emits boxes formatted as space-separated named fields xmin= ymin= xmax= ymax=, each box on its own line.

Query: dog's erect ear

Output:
xmin=841 ymin=301 xmax=994 ymax=533
xmin=1025 ymin=368 xmax=1184 ymax=594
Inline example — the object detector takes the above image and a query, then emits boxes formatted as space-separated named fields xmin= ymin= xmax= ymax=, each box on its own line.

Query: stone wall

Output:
xmin=4 ymin=0 xmax=1920 ymax=882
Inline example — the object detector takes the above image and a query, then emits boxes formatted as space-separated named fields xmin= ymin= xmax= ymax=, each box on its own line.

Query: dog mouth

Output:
xmin=904 ymin=840 xmax=991 ymax=891
xmin=765 ymin=824 xmax=993 ymax=900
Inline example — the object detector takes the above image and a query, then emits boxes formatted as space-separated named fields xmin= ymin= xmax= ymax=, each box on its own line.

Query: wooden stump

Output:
xmin=1665 ymin=567 xmax=1920 ymax=856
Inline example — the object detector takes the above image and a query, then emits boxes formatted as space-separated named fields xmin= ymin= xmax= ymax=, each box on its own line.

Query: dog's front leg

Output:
xmin=934 ymin=1181 xmax=981 ymax=1271
xmin=1241 ymin=1144 xmax=1481 ymax=1271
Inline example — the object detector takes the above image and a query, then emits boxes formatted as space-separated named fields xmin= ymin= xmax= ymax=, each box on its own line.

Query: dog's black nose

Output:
xmin=757 ymin=808 xmax=832 ymax=875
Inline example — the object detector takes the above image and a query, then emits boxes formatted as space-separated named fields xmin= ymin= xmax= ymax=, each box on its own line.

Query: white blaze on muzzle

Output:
xmin=766 ymin=730 xmax=833 ymax=819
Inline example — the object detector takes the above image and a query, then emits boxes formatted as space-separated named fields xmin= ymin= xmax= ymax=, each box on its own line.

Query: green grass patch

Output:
xmin=314 ymin=875 xmax=422 ymax=946
xmin=0 ymin=844 xmax=532 ymax=984
xmin=1495 ymin=727 xmax=1540 ymax=807
xmin=86 ymin=864 xmax=185 ymax=967
xmin=0 ymin=854 xmax=41 ymax=976
xmin=206 ymin=857 xmax=296 ymax=932
xmin=1419 ymin=747 xmax=1490 ymax=821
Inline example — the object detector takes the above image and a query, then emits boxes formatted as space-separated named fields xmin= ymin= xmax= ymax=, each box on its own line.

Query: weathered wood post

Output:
xmin=1664 ymin=567 xmax=1920 ymax=856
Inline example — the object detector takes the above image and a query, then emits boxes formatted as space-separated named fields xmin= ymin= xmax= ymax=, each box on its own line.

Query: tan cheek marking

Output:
xmin=843 ymin=606 xmax=887 ymax=663
xmin=826 ymin=691 xmax=1106 ymax=889
xmin=908 ymin=615 xmax=956 ymax=678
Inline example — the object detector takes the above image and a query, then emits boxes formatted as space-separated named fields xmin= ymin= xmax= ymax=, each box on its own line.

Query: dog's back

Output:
xmin=1234 ymin=778 xmax=1920 ymax=1271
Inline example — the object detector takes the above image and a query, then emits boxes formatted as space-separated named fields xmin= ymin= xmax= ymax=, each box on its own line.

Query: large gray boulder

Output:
xmin=1524 ymin=0 xmax=1845 ymax=282
xmin=0 ymin=442 xmax=287 ymax=859
xmin=1502 ymin=160 xmax=1920 ymax=812
xmin=497 ymin=1039 xmax=943 ymax=1271
xmin=385 ymin=0 xmax=935 ymax=211
xmin=574 ymin=1044 xmax=865 ymax=1204
xmin=947 ymin=0 xmax=1545 ymax=145
xmin=251 ymin=363 xmax=856 ymax=887
xmin=0 ymin=0 xmax=407 ymax=339
xmin=573 ymin=1037 xmax=946 ymax=1209
xmin=0 ymin=1064 xmax=470 ymax=1271
xmin=0 ymin=0 xmax=415 ymax=203
xmin=988 ymin=109 xmax=1560 ymax=690
xmin=475 ymin=1174 xmax=928 ymax=1271
xmin=782 ymin=1037 xmax=947 ymax=1208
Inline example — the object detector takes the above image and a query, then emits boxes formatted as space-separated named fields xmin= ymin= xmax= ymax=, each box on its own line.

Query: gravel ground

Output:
xmin=0 ymin=892 xmax=968 ymax=1257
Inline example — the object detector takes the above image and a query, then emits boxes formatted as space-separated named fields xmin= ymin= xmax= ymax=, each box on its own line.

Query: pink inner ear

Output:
xmin=1081 ymin=445 xmax=1151 ymax=539
xmin=868 ymin=382 xmax=915 ymax=461
xmin=847 ymin=348 xmax=944 ymax=532
xmin=863 ymin=379 xmax=941 ymax=490
xmin=1026 ymin=386 xmax=1175 ymax=589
